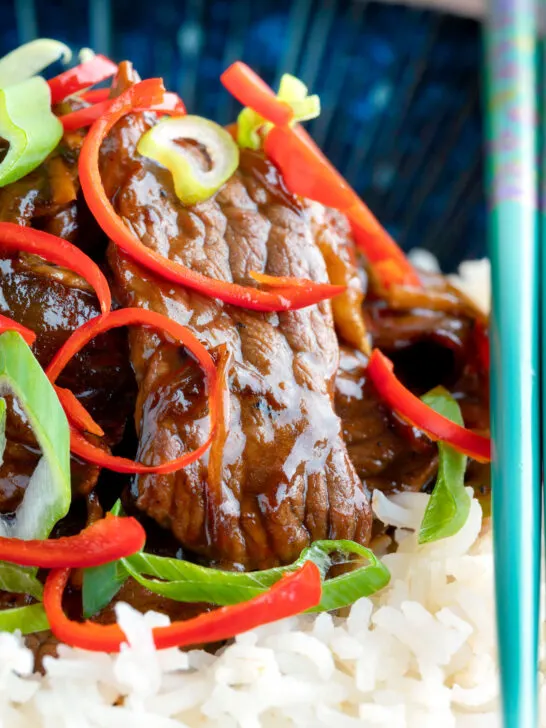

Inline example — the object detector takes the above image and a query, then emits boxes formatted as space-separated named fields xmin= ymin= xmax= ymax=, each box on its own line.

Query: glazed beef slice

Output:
xmin=102 ymin=109 xmax=371 ymax=569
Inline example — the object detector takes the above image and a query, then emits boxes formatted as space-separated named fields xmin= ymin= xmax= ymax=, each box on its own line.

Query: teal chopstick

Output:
xmin=485 ymin=2 xmax=541 ymax=726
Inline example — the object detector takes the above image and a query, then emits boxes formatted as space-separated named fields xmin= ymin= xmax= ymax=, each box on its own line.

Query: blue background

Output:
xmin=1 ymin=0 xmax=485 ymax=269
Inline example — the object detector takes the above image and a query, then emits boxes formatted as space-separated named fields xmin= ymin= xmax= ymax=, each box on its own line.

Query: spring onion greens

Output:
xmin=0 ymin=77 xmax=63 ymax=187
xmin=83 ymin=500 xmax=390 ymax=617
xmin=236 ymin=73 xmax=320 ymax=150
xmin=0 ymin=564 xmax=43 ymax=600
xmin=0 ymin=603 xmax=49 ymax=634
xmin=82 ymin=559 xmax=128 ymax=620
xmin=137 ymin=115 xmax=239 ymax=205
xmin=418 ymin=386 xmax=471 ymax=544
xmin=0 ymin=332 xmax=70 ymax=539
xmin=0 ymin=39 xmax=71 ymax=88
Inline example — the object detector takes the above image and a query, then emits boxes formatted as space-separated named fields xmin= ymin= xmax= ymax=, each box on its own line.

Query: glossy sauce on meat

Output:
xmin=102 ymin=103 xmax=371 ymax=570
xmin=0 ymin=141 xmax=135 ymax=512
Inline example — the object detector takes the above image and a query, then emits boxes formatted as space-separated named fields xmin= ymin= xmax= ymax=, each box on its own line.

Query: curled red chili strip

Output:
xmin=44 ymin=560 xmax=322 ymax=652
xmin=222 ymin=62 xmax=420 ymax=291
xmin=45 ymin=307 xmax=220 ymax=474
xmin=48 ymin=55 xmax=118 ymax=104
xmin=60 ymin=91 xmax=186 ymax=132
xmin=367 ymin=349 xmax=491 ymax=462
xmin=53 ymin=386 xmax=105 ymax=437
xmin=0 ymin=314 xmax=36 ymax=347
xmin=78 ymin=79 xmax=342 ymax=312
xmin=0 ymin=223 xmax=111 ymax=314
xmin=0 ymin=516 xmax=145 ymax=568
xmin=221 ymin=62 xmax=294 ymax=126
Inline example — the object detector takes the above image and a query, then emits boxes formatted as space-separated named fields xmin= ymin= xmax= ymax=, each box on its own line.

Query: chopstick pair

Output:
xmin=486 ymin=1 xmax=541 ymax=726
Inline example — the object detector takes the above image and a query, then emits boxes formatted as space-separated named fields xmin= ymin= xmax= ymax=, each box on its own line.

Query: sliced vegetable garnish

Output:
xmin=45 ymin=560 xmax=322 ymax=652
xmin=221 ymin=62 xmax=294 ymax=126
xmin=0 ymin=313 xmax=35 ymax=346
xmin=137 ymin=115 xmax=239 ymax=205
xmin=125 ymin=539 xmax=389 ymax=613
xmin=418 ymin=387 xmax=471 ymax=544
xmin=0 ymin=603 xmax=49 ymax=635
xmin=82 ymin=559 xmax=128 ymax=619
xmin=47 ymin=54 xmax=118 ymax=104
xmin=0 ymin=331 xmax=70 ymax=539
xmin=54 ymin=386 xmax=105 ymax=437
xmin=0 ymin=563 xmax=43 ymax=600
xmin=45 ymin=307 xmax=221 ymax=474
xmin=265 ymin=125 xmax=355 ymax=210
xmin=235 ymin=72 xmax=320 ymax=150
xmin=83 ymin=522 xmax=389 ymax=617
xmin=59 ymin=91 xmax=186 ymax=132
xmin=0 ymin=77 xmax=63 ymax=187
xmin=78 ymin=79 xmax=344 ymax=312
xmin=367 ymin=349 xmax=491 ymax=462
xmin=474 ymin=319 xmax=490 ymax=371
xmin=80 ymin=88 xmax=110 ymax=103
xmin=222 ymin=63 xmax=420 ymax=290
xmin=0 ymin=223 xmax=111 ymax=314
xmin=0 ymin=516 xmax=145 ymax=568
xmin=0 ymin=39 xmax=71 ymax=88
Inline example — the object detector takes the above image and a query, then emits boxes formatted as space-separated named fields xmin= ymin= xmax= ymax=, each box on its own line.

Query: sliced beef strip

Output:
xmin=306 ymin=202 xmax=369 ymax=354
xmin=102 ymin=98 xmax=371 ymax=569
xmin=335 ymin=346 xmax=438 ymax=495
xmin=335 ymin=266 xmax=489 ymax=497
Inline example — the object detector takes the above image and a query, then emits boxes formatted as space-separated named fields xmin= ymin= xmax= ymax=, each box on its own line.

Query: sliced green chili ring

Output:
xmin=0 ymin=77 xmax=63 ymax=187
xmin=0 ymin=331 xmax=70 ymax=540
xmin=0 ymin=603 xmax=49 ymax=635
xmin=236 ymin=72 xmax=320 ymax=150
xmin=0 ymin=39 xmax=71 ymax=88
xmin=137 ymin=115 xmax=239 ymax=205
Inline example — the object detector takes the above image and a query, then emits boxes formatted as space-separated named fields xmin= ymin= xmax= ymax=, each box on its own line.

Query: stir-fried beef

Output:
xmin=335 ymin=346 xmax=438 ymax=494
xmin=335 ymin=271 xmax=489 ymax=496
xmin=101 ymin=95 xmax=371 ymax=570
xmin=0 ymin=151 xmax=135 ymax=513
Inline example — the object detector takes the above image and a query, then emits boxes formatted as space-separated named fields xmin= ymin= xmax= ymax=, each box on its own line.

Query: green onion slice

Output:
xmin=0 ymin=331 xmax=70 ymax=540
xmin=0 ymin=603 xmax=49 ymax=635
xmin=0 ymin=563 xmax=43 ymax=600
xmin=0 ymin=77 xmax=63 ymax=187
xmin=83 ymin=503 xmax=390 ymax=618
xmin=0 ymin=39 xmax=71 ymax=88
xmin=236 ymin=72 xmax=321 ymax=149
xmin=137 ymin=115 xmax=239 ymax=205
xmin=418 ymin=386 xmax=471 ymax=544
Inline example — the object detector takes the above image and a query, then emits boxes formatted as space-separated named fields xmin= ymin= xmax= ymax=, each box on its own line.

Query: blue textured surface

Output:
xmin=3 ymin=0 xmax=485 ymax=270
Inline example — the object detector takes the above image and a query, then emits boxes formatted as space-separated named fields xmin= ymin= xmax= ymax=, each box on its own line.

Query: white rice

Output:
xmin=0 ymin=258 xmax=507 ymax=728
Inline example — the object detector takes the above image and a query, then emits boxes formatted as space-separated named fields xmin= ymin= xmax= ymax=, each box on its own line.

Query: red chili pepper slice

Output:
xmin=60 ymin=92 xmax=187 ymax=132
xmin=48 ymin=55 xmax=118 ymax=104
xmin=60 ymin=99 xmax=111 ymax=132
xmin=264 ymin=126 xmax=355 ymax=210
xmin=78 ymin=79 xmax=343 ymax=312
xmin=221 ymin=62 xmax=294 ymax=126
xmin=0 ymin=314 xmax=36 ymax=346
xmin=265 ymin=125 xmax=421 ymax=290
xmin=474 ymin=319 xmax=490 ymax=371
xmin=0 ymin=516 xmax=145 ymax=568
xmin=0 ymin=223 xmax=111 ymax=314
xmin=222 ymin=61 xmax=420 ymax=291
xmin=45 ymin=307 xmax=221 ymax=474
xmin=367 ymin=349 xmax=491 ymax=462
xmin=44 ymin=560 xmax=321 ymax=652
xmin=80 ymin=88 xmax=111 ymax=103
xmin=54 ymin=386 xmax=105 ymax=437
